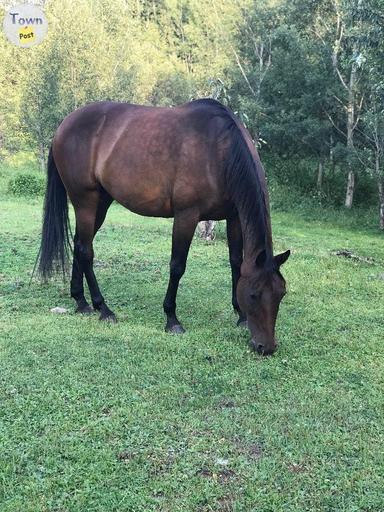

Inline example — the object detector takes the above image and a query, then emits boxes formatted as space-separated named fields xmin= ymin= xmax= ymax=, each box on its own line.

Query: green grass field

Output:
xmin=0 ymin=179 xmax=383 ymax=511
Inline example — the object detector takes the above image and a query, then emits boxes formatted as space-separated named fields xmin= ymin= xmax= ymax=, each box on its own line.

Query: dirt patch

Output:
xmin=218 ymin=398 xmax=236 ymax=409
xmin=148 ymin=450 xmax=176 ymax=476
xmin=233 ymin=437 xmax=263 ymax=460
xmin=247 ymin=443 xmax=263 ymax=460
xmin=117 ymin=450 xmax=136 ymax=462
xmin=216 ymin=496 xmax=235 ymax=511
xmin=287 ymin=462 xmax=309 ymax=473
xmin=196 ymin=467 xmax=236 ymax=484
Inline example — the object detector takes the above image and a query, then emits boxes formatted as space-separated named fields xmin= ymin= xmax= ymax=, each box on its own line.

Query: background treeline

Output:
xmin=1 ymin=0 xmax=384 ymax=228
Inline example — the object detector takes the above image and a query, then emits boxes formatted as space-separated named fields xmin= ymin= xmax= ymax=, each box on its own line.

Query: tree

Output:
xmin=313 ymin=0 xmax=378 ymax=208
xmin=360 ymin=0 xmax=384 ymax=228
xmin=0 ymin=39 xmax=31 ymax=157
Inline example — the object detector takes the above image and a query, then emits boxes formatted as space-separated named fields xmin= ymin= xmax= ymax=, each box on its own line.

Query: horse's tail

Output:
xmin=37 ymin=146 xmax=72 ymax=278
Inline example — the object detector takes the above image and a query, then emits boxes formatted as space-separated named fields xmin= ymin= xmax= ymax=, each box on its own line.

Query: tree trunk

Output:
xmin=344 ymin=61 xmax=357 ymax=208
xmin=198 ymin=220 xmax=216 ymax=241
xmin=329 ymin=135 xmax=335 ymax=175
xmin=317 ymin=159 xmax=324 ymax=191
xmin=38 ymin=142 xmax=46 ymax=172
xmin=377 ymin=178 xmax=384 ymax=231
xmin=375 ymin=151 xmax=384 ymax=230
xmin=345 ymin=170 xmax=355 ymax=208
xmin=378 ymin=180 xmax=384 ymax=231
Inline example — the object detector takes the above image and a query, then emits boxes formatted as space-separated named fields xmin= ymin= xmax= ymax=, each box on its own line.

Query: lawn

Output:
xmin=0 ymin=187 xmax=383 ymax=511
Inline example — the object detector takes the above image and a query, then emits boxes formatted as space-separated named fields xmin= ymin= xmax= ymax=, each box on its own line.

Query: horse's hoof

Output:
xmin=99 ymin=313 xmax=117 ymax=323
xmin=165 ymin=324 xmax=185 ymax=334
xmin=237 ymin=319 xmax=247 ymax=328
xmin=76 ymin=304 xmax=94 ymax=315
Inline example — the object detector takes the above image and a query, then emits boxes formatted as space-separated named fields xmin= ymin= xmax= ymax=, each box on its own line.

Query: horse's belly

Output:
xmin=119 ymin=194 xmax=173 ymax=218
xmin=100 ymin=173 xmax=173 ymax=217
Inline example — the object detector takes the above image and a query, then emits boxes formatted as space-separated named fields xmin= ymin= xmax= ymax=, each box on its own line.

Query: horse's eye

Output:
xmin=250 ymin=293 xmax=260 ymax=301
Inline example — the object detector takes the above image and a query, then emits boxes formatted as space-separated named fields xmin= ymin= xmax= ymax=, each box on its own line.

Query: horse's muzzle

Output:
xmin=250 ymin=339 xmax=277 ymax=356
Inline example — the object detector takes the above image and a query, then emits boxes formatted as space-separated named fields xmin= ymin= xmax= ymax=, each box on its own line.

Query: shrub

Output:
xmin=8 ymin=173 xmax=45 ymax=197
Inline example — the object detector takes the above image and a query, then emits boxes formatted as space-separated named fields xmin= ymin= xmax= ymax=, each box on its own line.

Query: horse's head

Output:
xmin=237 ymin=249 xmax=290 ymax=355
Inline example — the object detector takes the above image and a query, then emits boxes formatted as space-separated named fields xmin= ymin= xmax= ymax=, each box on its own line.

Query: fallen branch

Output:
xmin=331 ymin=249 xmax=375 ymax=264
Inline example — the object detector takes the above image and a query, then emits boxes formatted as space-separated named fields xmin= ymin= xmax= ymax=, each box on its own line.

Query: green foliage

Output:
xmin=226 ymin=0 xmax=384 ymax=224
xmin=8 ymin=173 xmax=45 ymax=197
xmin=1 ymin=0 xmax=384 ymax=223
xmin=264 ymin=153 xmax=377 ymax=209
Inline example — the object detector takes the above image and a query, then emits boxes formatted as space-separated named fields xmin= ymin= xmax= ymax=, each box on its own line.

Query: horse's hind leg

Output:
xmin=71 ymin=228 xmax=93 ymax=314
xmin=71 ymin=190 xmax=113 ymax=314
xmin=163 ymin=209 xmax=199 ymax=333
xmin=71 ymin=190 xmax=115 ymax=321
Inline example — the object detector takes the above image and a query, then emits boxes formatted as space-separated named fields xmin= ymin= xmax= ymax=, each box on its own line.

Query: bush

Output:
xmin=8 ymin=173 xmax=45 ymax=197
xmin=262 ymin=153 xmax=377 ymax=208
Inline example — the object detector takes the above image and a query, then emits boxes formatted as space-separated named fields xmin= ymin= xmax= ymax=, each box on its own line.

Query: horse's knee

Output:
xmin=75 ymin=240 xmax=93 ymax=265
xmin=170 ymin=260 xmax=185 ymax=281
xmin=232 ymin=298 xmax=241 ymax=313
xmin=229 ymin=255 xmax=242 ymax=269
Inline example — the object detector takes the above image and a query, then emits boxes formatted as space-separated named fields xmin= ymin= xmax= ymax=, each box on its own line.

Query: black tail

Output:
xmin=38 ymin=147 xmax=72 ymax=278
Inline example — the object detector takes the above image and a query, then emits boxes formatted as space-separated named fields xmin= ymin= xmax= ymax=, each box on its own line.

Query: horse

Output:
xmin=38 ymin=98 xmax=290 ymax=355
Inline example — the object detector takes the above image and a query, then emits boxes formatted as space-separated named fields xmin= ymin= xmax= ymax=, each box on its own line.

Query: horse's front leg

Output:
xmin=227 ymin=215 xmax=246 ymax=327
xmin=163 ymin=209 xmax=199 ymax=333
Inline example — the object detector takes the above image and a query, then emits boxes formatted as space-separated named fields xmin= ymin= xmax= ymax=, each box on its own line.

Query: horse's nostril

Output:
xmin=250 ymin=340 xmax=275 ymax=355
xmin=256 ymin=343 xmax=264 ymax=354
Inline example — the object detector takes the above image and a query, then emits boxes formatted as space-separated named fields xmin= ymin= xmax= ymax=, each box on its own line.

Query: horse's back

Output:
xmin=53 ymin=101 xmax=231 ymax=218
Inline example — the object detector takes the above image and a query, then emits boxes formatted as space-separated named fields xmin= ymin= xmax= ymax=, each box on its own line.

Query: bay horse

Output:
xmin=38 ymin=99 xmax=290 ymax=355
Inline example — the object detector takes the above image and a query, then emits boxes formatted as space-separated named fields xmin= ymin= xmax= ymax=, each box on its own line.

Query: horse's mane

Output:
xmin=189 ymin=98 xmax=269 ymax=251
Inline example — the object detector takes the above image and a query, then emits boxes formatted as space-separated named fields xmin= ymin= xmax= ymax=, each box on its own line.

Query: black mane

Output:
xmin=189 ymin=98 xmax=269 ymax=251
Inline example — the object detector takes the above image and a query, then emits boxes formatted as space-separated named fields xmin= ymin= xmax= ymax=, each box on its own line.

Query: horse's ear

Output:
xmin=255 ymin=249 xmax=267 ymax=268
xmin=274 ymin=250 xmax=290 ymax=268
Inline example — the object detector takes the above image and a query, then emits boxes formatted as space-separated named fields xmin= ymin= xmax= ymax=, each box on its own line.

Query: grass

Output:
xmin=0 ymin=175 xmax=384 ymax=510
